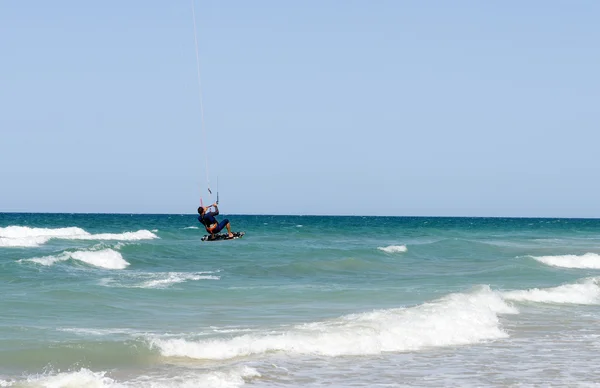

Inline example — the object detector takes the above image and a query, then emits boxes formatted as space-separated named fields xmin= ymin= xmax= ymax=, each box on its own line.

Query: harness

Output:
xmin=199 ymin=214 xmax=217 ymax=232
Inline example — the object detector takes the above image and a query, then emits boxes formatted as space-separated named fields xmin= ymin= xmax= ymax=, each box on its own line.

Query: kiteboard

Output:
xmin=202 ymin=231 xmax=245 ymax=242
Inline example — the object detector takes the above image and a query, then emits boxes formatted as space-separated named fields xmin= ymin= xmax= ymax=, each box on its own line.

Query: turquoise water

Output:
xmin=2 ymin=214 xmax=600 ymax=387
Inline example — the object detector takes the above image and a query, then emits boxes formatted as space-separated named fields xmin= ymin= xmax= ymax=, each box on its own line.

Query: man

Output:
xmin=198 ymin=203 xmax=233 ymax=239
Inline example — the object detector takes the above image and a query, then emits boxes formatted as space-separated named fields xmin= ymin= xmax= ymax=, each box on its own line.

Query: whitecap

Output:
xmin=377 ymin=245 xmax=407 ymax=253
xmin=17 ymin=368 xmax=115 ymax=388
xmin=149 ymin=285 xmax=516 ymax=359
xmin=21 ymin=248 xmax=129 ymax=270
xmin=100 ymin=271 xmax=219 ymax=288
xmin=503 ymin=278 xmax=600 ymax=305
xmin=531 ymin=253 xmax=600 ymax=269
xmin=1 ymin=366 xmax=260 ymax=388
xmin=0 ymin=226 xmax=158 ymax=248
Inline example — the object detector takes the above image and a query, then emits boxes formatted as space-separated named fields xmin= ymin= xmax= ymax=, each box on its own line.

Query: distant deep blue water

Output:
xmin=2 ymin=213 xmax=600 ymax=387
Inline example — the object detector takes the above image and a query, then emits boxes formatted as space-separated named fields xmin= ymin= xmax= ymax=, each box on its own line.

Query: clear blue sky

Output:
xmin=1 ymin=1 xmax=599 ymax=217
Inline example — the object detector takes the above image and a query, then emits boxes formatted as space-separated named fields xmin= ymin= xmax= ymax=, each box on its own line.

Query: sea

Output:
xmin=1 ymin=213 xmax=600 ymax=387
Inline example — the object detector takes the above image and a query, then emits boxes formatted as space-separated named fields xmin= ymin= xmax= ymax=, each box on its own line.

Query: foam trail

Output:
xmin=22 ymin=249 xmax=129 ymax=270
xmin=58 ymin=327 xmax=140 ymax=337
xmin=531 ymin=253 xmax=600 ymax=269
xmin=8 ymin=368 xmax=116 ymax=387
xmin=138 ymin=272 xmax=219 ymax=288
xmin=0 ymin=226 xmax=157 ymax=248
xmin=150 ymin=285 xmax=517 ymax=360
xmin=0 ymin=226 xmax=87 ymax=247
xmin=378 ymin=245 xmax=407 ymax=253
xmin=72 ymin=230 xmax=158 ymax=241
xmin=99 ymin=271 xmax=219 ymax=288
xmin=131 ymin=273 xmax=218 ymax=288
xmin=0 ymin=365 xmax=260 ymax=387
xmin=127 ymin=366 xmax=260 ymax=388
xmin=503 ymin=278 xmax=600 ymax=305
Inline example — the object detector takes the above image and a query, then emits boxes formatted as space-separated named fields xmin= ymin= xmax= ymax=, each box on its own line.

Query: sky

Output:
xmin=1 ymin=1 xmax=599 ymax=217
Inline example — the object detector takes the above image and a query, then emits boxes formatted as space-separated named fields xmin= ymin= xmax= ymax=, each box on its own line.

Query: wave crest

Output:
xmin=21 ymin=248 xmax=129 ymax=270
xmin=100 ymin=271 xmax=220 ymax=288
xmin=149 ymin=286 xmax=516 ymax=360
xmin=0 ymin=226 xmax=158 ymax=247
xmin=377 ymin=245 xmax=407 ymax=253
xmin=502 ymin=278 xmax=600 ymax=305
xmin=0 ymin=368 xmax=114 ymax=387
xmin=0 ymin=365 xmax=260 ymax=388
xmin=531 ymin=253 xmax=600 ymax=269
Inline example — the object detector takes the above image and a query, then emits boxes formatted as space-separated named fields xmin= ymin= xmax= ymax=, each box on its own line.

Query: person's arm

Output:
xmin=208 ymin=203 xmax=219 ymax=217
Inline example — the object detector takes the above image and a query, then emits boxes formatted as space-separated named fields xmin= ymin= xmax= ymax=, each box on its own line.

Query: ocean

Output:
xmin=1 ymin=213 xmax=600 ymax=387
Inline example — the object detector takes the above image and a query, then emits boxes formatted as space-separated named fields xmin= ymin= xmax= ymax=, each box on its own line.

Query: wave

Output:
xmin=530 ymin=253 xmax=600 ymax=269
xmin=0 ymin=365 xmax=259 ymax=388
xmin=57 ymin=327 xmax=141 ymax=337
xmin=377 ymin=245 xmax=407 ymax=253
xmin=0 ymin=226 xmax=158 ymax=248
xmin=20 ymin=248 xmax=129 ymax=270
xmin=0 ymin=368 xmax=115 ymax=388
xmin=137 ymin=272 xmax=219 ymax=289
xmin=502 ymin=278 xmax=600 ymax=305
xmin=0 ymin=226 xmax=86 ymax=247
xmin=148 ymin=285 xmax=517 ymax=360
xmin=125 ymin=366 xmax=261 ymax=388
xmin=99 ymin=271 xmax=220 ymax=288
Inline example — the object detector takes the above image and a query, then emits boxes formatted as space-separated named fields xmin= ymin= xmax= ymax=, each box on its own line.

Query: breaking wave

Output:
xmin=531 ymin=253 xmax=600 ymax=269
xmin=20 ymin=248 xmax=129 ymax=270
xmin=0 ymin=226 xmax=157 ymax=248
xmin=377 ymin=245 xmax=407 ymax=253
xmin=149 ymin=285 xmax=517 ymax=360
xmin=99 ymin=271 xmax=220 ymax=288
xmin=0 ymin=365 xmax=259 ymax=387
xmin=502 ymin=278 xmax=600 ymax=305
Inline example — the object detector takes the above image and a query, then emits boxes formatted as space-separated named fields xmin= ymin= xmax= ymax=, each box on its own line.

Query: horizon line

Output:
xmin=1 ymin=211 xmax=599 ymax=220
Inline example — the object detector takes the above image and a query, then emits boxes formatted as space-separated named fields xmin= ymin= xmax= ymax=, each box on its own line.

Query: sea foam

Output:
xmin=127 ymin=366 xmax=260 ymax=388
xmin=149 ymin=285 xmax=517 ymax=360
xmin=377 ymin=245 xmax=407 ymax=253
xmin=0 ymin=365 xmax=259 ymax=388
xmin=502 ymin=278 xmax=600 ymax=305
xmin=0 ymin=226 xmax=157 ymax=248
xmin=100 ymin=271 xmax=219 ymax=289
xmin=22 ymin=248 xmax=129 ymax=269
xmin=11 ymin=368 xmax=116 ymax=388
xmin=137 ymin=272 xmax=219 ymax=288
xmin=0 ymin=226 xmax=87 ymax=247
xmin=531 ymin=253 xmax=600 ymax=269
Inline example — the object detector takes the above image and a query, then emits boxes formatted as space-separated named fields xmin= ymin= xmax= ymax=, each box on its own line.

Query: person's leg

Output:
xmin=214 ymin=219 xmax=232 ymax=237
xmin=215 ymin=219 xmax=233 ymax=237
